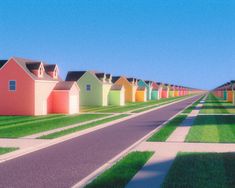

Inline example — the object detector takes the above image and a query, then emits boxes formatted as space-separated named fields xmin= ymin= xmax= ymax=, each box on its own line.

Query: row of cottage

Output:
xmin=212 ymin=81 xmax=235 ymax=104
xmin=0 ymin=57 xmax=197 ymax=116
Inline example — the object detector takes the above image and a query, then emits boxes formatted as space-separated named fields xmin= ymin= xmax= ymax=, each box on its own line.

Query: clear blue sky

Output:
xmin=1 ymin=0 xmax=235 ymax=90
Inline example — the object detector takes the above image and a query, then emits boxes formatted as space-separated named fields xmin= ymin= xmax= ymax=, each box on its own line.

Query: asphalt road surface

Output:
xmin=0 ymin=95 xmax=201 ymax=188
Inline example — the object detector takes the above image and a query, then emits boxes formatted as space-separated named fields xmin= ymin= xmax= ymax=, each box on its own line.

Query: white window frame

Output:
xmin=86 ymin=84 xmax=91 ymax=91
xmin=9 ymin=80 xmax=16 ymax=91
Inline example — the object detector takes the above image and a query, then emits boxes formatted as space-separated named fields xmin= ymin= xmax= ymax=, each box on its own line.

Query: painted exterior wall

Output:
xmin=34 ymin=81 xmax=58 ymax=115
xmin=52 ymin=84 xmax=79 ymax=114
xmin=108 ymin=89 xmax=125 ymax=106
xmin=0 ymin=59 xmax=35 ymax=115
xmin=102 ymin=83 xmax=112 ymax=106
xmin=233 ymin=91 xmax=235 ymax=105
xmin=151 ymin=90 xmax=158 ymax=100
xmin=52 ymin=91 xmax=69 ymax=114
xmin=138 ymin=80 xmax=152 ymax=100
xmin=77 ymin=72 xmax=103 ymax=106
xmin=136 ymin=90 xmax=147 ymax=102
xmin=174 ymin=90 xmax=179 ymax=97
xmin=115 ymin=77 xmax=137 ymax=102
xmin=223 ymin=91 xmax=227 ymax=100
xmin=169 ymin=90 xmax=175 ymax=97
xmin=227 ymin=90 xmax=233 ymax=102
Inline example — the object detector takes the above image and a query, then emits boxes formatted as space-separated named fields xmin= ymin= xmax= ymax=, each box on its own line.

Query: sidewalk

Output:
xmin=166 ymin=95 xmax=207 ymax=142
xmin=127 ymin=95 xmax=213 ymax=188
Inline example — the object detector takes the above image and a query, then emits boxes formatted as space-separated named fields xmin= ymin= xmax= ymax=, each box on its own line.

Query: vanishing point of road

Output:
xmin=0 ymin=95 xmax=201 ymax=188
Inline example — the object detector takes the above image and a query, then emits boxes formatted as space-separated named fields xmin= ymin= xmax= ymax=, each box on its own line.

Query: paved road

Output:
xmin=0 ymin=96 xmax=201 ymax=188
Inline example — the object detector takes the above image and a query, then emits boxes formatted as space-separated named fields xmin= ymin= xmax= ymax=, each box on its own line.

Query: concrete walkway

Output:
xmin=0 ymin=138 xmax=49 ymax=149
xmin=127 ymin=141 xmax=235 ymax=188
xmin=0 ymin=96 xmax=201 ymax=188
xmin=166 ymin=95 xmax=207 ymax=142
xmin=127 ymin=95 xmax=214 ymax=188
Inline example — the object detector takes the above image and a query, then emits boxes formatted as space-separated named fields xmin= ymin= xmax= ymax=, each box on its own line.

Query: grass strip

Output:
xmin=185 ymin=115 xmax=235 ymax=143
xmin=148 ymin=115 xmax=187 ymax=142
xmin=0 ymin=114 xmax=64 ymax=128
xmin=85 ymin=151 xmax=154 ymax=188
xmin=182 ymin=95 xmax=204 ymax=114
xmin=0 ymin=147 xmax=18 ymax=155
xmin=0 ymin=114 xmax=110 ymax=138
xmin=162 ymin=152 xmax=235 ymax=188
xmin=200 ymin=93 xmax=235 ymax=114
xmin=82 ymin=95 xmax=191 ymax=113
xmin=40 ymin=114 xmax=129 ymax=139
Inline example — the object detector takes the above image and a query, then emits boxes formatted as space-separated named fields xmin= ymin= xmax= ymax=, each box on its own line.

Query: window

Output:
xmin=86 ymin=84 xmax=91 ymax=91
xmin=9 ymin=80 xmax=16 ymax=91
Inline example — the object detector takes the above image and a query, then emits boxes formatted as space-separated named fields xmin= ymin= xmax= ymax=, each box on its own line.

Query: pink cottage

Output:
xmin=0 ymin=57 xmax=79 ymax=116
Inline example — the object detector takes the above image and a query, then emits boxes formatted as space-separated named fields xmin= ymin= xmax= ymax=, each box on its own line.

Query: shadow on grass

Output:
xmin=125 ymin=152 xmax=235 ymax=188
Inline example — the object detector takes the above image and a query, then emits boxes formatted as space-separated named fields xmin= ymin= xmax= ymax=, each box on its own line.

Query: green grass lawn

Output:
xmin=186 ymin=115 xmax=235 ymax=143
xmin=148 ymin=115 xmax=187 ymax=142
xmin=0 ymin=147 xmax=18 ymax=155
xmin=182 ymin=95 xmax=204 ymax=114
xmin=39 ymin=114 xmax=129 ymax=139
xmin=85 ymin=151 xmax=154 ymax=188
xmin=0 ymin=114 xmax=110 ymax=138
xmin=81 ymin=95 xmax=191 ymax=113
xmin=0 ymin=114 xmax=64 ymax=128
xmin=162 ymin=152 xmax=235 ymax=188
xmin=200 ymin=94 xmax=235 ymax=114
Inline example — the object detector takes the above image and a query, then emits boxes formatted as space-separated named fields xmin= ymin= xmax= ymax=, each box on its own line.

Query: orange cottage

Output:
xmin=0 ymin=57 xmax=79 ymax=116
xmin=112 ymin=76 xmax=138 ymax=102
xmin=135 ymin=86 xmax=147 ymax=102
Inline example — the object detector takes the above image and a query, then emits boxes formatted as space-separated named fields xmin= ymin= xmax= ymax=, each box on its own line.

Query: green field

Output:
xmin=0 ymin=114 xmax=110 ymax=138
xmin=186 ymin=115 xmax=235 ymax=143
xmin=200 ymin=94 xmax=235 ymax=114
xmin=148 ymin=115 xmax=187 ymax=142
xmin=85 ymin=151 xmax=153 ymax=188
xmin=40 ymin=114 xmax=129 ymax=139
xmin=0 ymin=147 xmax=18 ymax=155
xmin=162 ymin=152 xmax=235 ymax=188
xmin=81 ymin=95 xmax=191 ymax=113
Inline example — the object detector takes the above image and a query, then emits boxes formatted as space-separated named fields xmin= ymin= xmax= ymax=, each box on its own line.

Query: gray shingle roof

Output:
xmin=65 ymin=71 xmax=86 ymax=81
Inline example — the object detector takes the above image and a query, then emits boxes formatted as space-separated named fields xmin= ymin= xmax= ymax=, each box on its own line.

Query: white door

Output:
xmin=69 ymin=95 xmax=79 ymax=114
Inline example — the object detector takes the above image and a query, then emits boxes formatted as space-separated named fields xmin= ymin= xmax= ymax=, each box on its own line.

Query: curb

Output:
xmin=0 ymin=95 xmax=199 ymax=164
xmin=72 ymin=95 xmax=203 ymax=188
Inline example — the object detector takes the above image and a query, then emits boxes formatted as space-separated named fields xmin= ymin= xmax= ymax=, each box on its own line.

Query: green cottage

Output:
xmin=169 ymin=85 xmax=175 ymax=97
xmin=66 ymin=71 xmax=112 ymax=106
xmin=108 ymin=85 xmax=125 ymax=106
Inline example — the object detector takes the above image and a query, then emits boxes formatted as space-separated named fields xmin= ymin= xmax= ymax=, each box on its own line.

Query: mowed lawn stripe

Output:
xmin=0 ymin=114 xmax=110 ymax=138
xmin=162 ymin=152 xmax=234 ymax=188
xmin=186 ymin=115 xmax=235 ymax=143
xmin=82 ymin=96 xmax=189 ymax=113
xmin=85 ymin=151 xmax=154 ymax=188
xmin=200 ymin=94 xmax=235 ymax=114
xmin=39 ymin=114 xmax=129 ymax=139
xmin=0 ymin=114 xmax=64 ymax=128
xmin=148 ymin=115 xmax=187 ymax=142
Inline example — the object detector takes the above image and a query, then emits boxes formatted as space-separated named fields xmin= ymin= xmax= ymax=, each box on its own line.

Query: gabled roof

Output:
xmin=26 ymin=62 xmax=41 ymax=71
xmin=112 ymin=76 xmax=121 ymax=83
xmin=145 ymin=80 xmax=153 ymax=85
xmin=53 ymin=81 xmax=77 ymax=90
xmin=95 ymin=73 xmax=105 ymax=80
xmin=44 ymin=64 xmax=57 ymax=72
xmin=110 ymin=85 xmax=123 ymax=90
xmin=137 ymin=86 xmax=146 ymax=91
xmin=65 ymin=71 xmax=86 ymax=81
xmin=11 ymin=57 xmax=59 ymax=81
xmin=0 ymin=60 xmax=8 ymax=69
